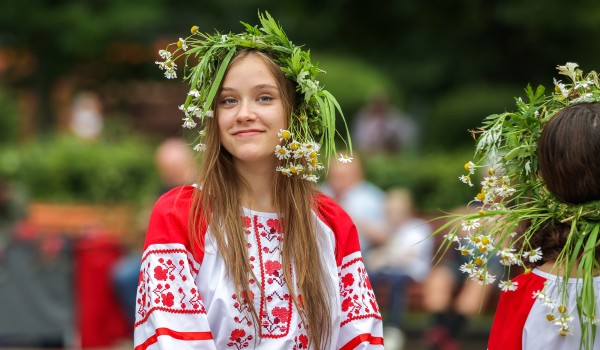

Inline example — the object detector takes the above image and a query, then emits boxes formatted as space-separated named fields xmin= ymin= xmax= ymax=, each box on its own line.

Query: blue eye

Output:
xmin=258 ymin=96 xmax=273 ymax=102
xmin=221 ymin=98 xmax=237 ymax=105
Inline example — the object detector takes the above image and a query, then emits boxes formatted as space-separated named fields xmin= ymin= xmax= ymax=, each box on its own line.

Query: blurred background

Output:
xmin=1 ymin=0 xmax=599 ymax=349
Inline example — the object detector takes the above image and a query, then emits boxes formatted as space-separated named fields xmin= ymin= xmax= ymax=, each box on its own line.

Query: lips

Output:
xmin=233 ymin=129 xmax=263 ymax=137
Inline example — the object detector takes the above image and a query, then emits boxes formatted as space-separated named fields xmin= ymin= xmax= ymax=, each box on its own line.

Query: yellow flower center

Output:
xmin=478 ymin=246 xmax=488 ymax=253
xmin=310 ymin=158 xmax=318 ymax=166
xmin=177 ymin=39 xmax=184 ymax=48
xmin=476 ymin=192 xmax=486 ymax=201
xmin=309 ymin=151 xmax=317 ymax=159
xmin=290 ymin=142 xmax=299 ymax=151
xmin=191 ymin=25 xmax=199 ymax=34
xmin=478 ymin=210 xmax=485 ymax=215
xmin=281 ymin=130 xmax=291 ymax=139
xmin=546 ymin=314 xmax=555 ymax=322
xmin=474 ymin=257 xmax=484 ymax=265
xmin=558 ymin=305 xmax=567 ymax=314
xmin=278 ymin=148 xmax=286 ymax=155
xmin=481 ymin=237 xmax=490 ymax=245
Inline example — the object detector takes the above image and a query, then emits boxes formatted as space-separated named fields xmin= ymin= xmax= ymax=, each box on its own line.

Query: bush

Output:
xmin=0 ymin=135 xmax=161 ymax=205
xmin=424 ymin=83 xmax=521 ymax=150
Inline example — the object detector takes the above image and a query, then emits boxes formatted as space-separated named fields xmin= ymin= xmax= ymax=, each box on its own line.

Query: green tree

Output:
xmin=0 ymin=0 xmax=166 ymax=134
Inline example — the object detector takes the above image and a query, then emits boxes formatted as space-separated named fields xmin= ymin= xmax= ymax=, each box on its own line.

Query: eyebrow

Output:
xmin=220 ymin=84 xmax=278 ymax=92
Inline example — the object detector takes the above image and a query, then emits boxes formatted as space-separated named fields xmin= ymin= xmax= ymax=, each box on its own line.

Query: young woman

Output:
xmin=487 ymin=102 xmax=600 ymax=350
xmin=432 ymin=62 xmax=600 ymax=350
xmin=135 ymin=13 xmax=383 ymax=350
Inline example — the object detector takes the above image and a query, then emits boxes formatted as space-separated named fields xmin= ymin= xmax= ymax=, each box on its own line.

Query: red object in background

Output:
xmin=75 ymin=231 xmax=131 ymax=348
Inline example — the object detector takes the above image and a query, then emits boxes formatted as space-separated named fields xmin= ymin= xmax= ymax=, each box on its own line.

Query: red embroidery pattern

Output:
xmin=252 ymin=215 xmax=294 ymax=337
xmin=338 ymin=255 xmax=382 ymax=327
xmin=135 ymin=247 xmax=206 ymax=327
xmin=227 ymin=328 xmax=254 ymax=350
xmin=293 ymin=333 xmax=309 ymax=349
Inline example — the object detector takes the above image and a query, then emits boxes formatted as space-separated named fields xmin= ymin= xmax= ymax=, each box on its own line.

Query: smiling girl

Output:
xmin=134 ymin=13 xmax=383 ymax=350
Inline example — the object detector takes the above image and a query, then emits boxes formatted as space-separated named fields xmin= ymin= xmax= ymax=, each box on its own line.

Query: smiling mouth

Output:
xmin=234 ymin=130 xmax=263 ymax=137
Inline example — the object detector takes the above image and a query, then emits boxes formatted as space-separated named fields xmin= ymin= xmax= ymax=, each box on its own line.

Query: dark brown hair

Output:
xmin=520 ymin=102 xmax=600 ymax=267
xmin=538 ymin=102 xmax=600 ymax=204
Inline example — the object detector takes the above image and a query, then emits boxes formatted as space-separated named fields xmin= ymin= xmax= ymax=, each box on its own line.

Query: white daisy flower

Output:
xmin=499 ymin=280 xmax=518 ymax=292
xmin=278 ymin=129 xmax=292 ymax=141
xmin=193 ymin=143 xmax=206 ymax=152
xmin=338 ymin=154 xmax=353 ymax=163
xmin=276 ymin=166 xmax=292 ymax=177
xmin=182 ymin=118 xmax=197 ymax=129
xmin=459 ymin=175 xmax=473 ymax=187
xmin=188 ymin=90 xmax=201 ymax=98
xmin=532 ymin=290 xmax=546 ymax=300
xmin=302 ymin=174 xmax=319 ymax=183
xmin=523 ymin=247 xmax=543 ymax=263
xmin=177 ymin=38 xmax=188 ymax=51
xmin=461 ymin=218 xmax=480 ymax=231
xmin=205 ymin=110 xmax=214 ymax=118
xmin=158 ymin=49 xmax=171 ymax=59
xmin=165 ymin=69 xmax=177 ymax=79
xmin=497 ymin=248 xmax=519 ymax=266
xmin=464 ymin=161 xmax=475 ymax=174
xmin=553 ymin=78 xmax=570 ymax=98
xmin=274 ymin=145 xmax=291 ymax=160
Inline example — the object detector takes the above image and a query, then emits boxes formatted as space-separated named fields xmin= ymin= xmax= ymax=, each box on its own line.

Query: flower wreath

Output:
xmin=437 ymin=62 xmax=600 ymax=346
xmin=155 ymin=11 xmax=353 ymax=182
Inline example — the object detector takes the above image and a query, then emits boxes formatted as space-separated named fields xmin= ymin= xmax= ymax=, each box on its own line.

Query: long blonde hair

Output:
xmin=190 ymin=49 xmax=333 ymax=349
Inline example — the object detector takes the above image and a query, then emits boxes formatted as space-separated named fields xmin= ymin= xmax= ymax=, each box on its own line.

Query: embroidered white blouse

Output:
xmin=134 ymin=186 xmax=384 ymax=350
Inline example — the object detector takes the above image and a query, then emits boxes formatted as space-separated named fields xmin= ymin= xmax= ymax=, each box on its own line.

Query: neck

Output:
xmin=235 ymin=161 xmax=276 ymax=212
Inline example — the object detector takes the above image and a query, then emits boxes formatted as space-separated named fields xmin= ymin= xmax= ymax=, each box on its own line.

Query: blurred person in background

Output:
xmin=420 ymin=205 xmax=500 ymax=350
xmin=352 ymin=88 xmax=418 ymax=155
xmin=320 ymin=154 xmax=388 ymax=254
xmin=365 ymin=188 xmax=433 ymax=350
xmin=111 ymin=137 xmax=196 ymax=326
xmin=69 ymin=91 xmax=104 ymax=141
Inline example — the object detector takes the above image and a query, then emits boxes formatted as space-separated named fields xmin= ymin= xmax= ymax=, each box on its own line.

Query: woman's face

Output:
xmin=216 ymin=53 xmax=287 ymax=172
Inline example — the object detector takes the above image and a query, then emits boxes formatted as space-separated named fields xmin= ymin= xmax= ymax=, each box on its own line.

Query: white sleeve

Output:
xmin=134 ymin=243 xmax=217 ymax=350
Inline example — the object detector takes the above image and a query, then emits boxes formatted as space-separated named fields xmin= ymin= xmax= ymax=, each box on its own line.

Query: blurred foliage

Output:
xmin=0 ymin=85 xmax=20 ymax=145
xmin=362 ymin=151 xmax=479 ymax=213
xmin=425 ymin=84 xmax=522 ymax=150
xmin=0 ymin=135 xmax=161 ymax=205
xmin=315 ymin=54 xmax=404 ymax=118
xmin=3 ymin=0 xmax=600 ymax=208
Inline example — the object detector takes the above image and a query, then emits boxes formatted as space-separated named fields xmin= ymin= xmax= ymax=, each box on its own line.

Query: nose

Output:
xmin=235 ymin=100 xmax=256 ymax=123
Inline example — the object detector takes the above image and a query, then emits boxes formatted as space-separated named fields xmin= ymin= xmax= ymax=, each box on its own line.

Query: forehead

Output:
xmin=222 ymin=53 xmax=277 ymax=86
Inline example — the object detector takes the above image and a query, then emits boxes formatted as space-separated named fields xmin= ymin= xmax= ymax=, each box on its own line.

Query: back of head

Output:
xmin=538 ymin=102 xmax=600 ymax=204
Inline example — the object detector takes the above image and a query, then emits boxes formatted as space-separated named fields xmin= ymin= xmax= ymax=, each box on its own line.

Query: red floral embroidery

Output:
xmin=266 ymin=218 xmax=281 ymax=233
xmin=272 ymin=306 xmax=291 ymax=324
xmin=135 ymin=248 xmax=206 ymax=328
xmin=293 ymin=333 xmax=309 ymax=349
xmin=242 ymin=216 xmax=252 ymax=228
xmin=227 ymin=329 xmax=253 ymax=349
xmin=265 ymin=260 xmax=282 ymax=276
xmin=161 ymin=291 xmax=174 ymax=307
xmin=341 ymin=273 xmax=354 ymax=287
xmin=338 ymin=256 xmax=382 ymax=327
